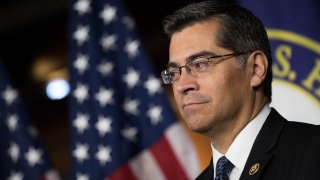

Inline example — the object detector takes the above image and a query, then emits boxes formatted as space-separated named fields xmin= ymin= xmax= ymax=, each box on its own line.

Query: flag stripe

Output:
xmin=128 ymin=150 xmax=166 ymax=180
xmin=109 ymin=164 xmax=136 ymax=180
xmin=45 ymin=170 xmax=60 ymax=180
xmin=150 ymin=135 xmax=189 ymax=179
xmin=165 ymin=123 xmax=200 ymax=179
xmin=69 ymin=0 xmax=200 ymax=178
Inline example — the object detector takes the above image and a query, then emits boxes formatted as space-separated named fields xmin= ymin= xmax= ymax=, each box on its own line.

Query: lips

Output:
xmin=182 ymin=102 xmax=204 ymax=109
xmin=180 ymin=94 xmax=210 ymax=109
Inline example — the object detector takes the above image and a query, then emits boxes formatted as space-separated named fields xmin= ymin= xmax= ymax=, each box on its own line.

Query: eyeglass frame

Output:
xmin=161 ymin=51 xmax=250 ymax=85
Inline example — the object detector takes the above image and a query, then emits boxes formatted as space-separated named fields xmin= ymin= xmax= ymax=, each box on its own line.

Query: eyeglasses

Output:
xmin=161 ymin=51 xmax=248 ymax=84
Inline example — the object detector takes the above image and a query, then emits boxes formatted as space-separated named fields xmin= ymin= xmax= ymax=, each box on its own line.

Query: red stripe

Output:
xmin=109 ymin=163 xmax=136 ymax=180
xmin=150 ymin=136 xmax=189 ymax=180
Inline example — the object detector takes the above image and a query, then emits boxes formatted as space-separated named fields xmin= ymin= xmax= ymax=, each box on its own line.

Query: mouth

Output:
xmin=182 ymin=102 xmax=205 ymax=109
xmin=180 ymin=94 xmax=210 ymax=110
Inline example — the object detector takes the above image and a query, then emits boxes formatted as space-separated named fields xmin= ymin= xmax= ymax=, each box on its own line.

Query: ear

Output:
xmin=249 ymin=51 xmax=268 ymax=87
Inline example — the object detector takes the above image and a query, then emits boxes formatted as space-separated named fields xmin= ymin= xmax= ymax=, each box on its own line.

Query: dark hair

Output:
xmin=162 ymin=0 xmax=272 ymax=102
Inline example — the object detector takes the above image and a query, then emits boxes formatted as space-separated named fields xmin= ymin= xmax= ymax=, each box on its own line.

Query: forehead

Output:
xmin=169 ymin=19 xmax=222 ymax=64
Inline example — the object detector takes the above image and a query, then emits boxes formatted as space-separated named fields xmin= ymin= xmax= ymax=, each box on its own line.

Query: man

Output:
xmin=160 ymin=1 xmax=320 ymax=179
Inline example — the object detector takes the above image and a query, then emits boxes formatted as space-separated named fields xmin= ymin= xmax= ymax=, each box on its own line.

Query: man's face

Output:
xmin=169 ymin=20 xmax=251 ymax=134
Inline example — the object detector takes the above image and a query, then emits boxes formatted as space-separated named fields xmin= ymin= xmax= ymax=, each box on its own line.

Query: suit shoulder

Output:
xmin=270 ymin=108 xmax=320 ymax=138
xmin=195 ymin=160 xmax=213 ymax=180
xmin=281 ymin=121 xmax=320 ymax=147
xmin=285 ymin=121 xmax=320 ymax=136
xmin=269 ymin=109 xmax=320 ymax=145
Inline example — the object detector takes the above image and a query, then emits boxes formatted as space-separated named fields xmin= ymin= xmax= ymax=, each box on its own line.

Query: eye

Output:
xmin=190 ymin=58 xmax=211 ymax=71
xmin=167 ymin=68 xmax=180 ymax=78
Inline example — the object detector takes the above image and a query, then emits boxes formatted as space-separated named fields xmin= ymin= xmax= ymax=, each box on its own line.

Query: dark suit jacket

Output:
xmin=196 ymin=108 xmax=320 ymax=180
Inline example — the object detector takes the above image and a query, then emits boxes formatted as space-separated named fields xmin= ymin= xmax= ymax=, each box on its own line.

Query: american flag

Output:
xmin=69 ymin=0 xmax=200 ymax=179
xmin=0 ymin=62 xmax=60 ymax=180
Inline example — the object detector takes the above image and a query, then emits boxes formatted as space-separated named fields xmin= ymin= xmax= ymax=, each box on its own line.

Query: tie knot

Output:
xmin=215 ymin=156 xmax=234 ymax=180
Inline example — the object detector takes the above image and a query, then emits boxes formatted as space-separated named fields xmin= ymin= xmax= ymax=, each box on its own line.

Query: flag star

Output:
xmin=147 ymin=106 xmax=163 ymax=125
xmin=73 ymin=143 xmax=90 ymax=163
xmin=73 ymin=25 xmax=90 ymax=46
xmin=1 ymin=85 xmax=18 ymax=105
xmin=73 ymin=113 xmax=90 ymax=134
xmin=97 ymin=61 xmax=114 ymax=76
xmin=100 ymin=4 xmax=117 ymax=24
xmin=95 ymin=145 xmax=112 ymax=165
xmin=124 ymin=39 xmax=140 ymax=59
xmin=7 ymin=171 xmax=23 ymax=180
xmin=123 ymin=98 xmax=140 ymax=115
xmin=144 ymin=76 xmax=162 ymax=95
xmin=73 ymin=83 xmax=89 ymax=104
xmin=122 ymin=16 xmax=135 ymax=30
xmin=100 ymin=33 xmax=118 ymax=51
xmin=95 ymin=115 xmax=112 ymax=136
xmin=25 ymin=147 xmax=43 ymax=167
xmin=74 ymin=0 xmax=91 ymax=15
xmin=121 ymin=126 xmax=138 ymax=142
xmin=7 ymin=114 xmax=19 ymax=132
xmin=94 ymin=87 xmax=114 ymax=106
xmin=74 ymin=53 xmax=89 ymax=74
xmin=122 ymin=68 xmax=140 ymax=89
xmin=76 ymin=173 xmax=90 ymax=180
xmin=8 ymin=142 xmax=20 ymax=162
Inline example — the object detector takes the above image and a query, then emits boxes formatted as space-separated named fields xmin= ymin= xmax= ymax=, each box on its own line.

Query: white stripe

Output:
xmin=45 ymin=170 xmax=61 ymax=180
xmin=165 ymin=122 xmax=200 ymax=179
xmin=129 ymin=150 xmax=166 ymax=180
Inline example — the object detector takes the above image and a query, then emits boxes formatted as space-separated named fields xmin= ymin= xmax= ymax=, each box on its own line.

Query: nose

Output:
xmin=178 ymin=65 xmax=191 ymax=75
xmin=174 ymin=68 xmax=198 ymax=94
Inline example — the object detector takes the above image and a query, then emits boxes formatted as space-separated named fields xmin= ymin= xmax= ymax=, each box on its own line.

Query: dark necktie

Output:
xmin=214 ymin=156 xmax=234 ymax=180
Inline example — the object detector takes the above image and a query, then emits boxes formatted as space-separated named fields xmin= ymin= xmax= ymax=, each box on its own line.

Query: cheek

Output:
xmin=200 ymin=75 xmax=223 ymax=96
xmin=172 ymin=86 xmax=179 ymax=101
xmin=213 ymin=70 xmax=250 ymax=108
xmin=202 ymin=71 xmax=240 ymax=104
xmin=172 ymin=87 xmax=183 ymax=112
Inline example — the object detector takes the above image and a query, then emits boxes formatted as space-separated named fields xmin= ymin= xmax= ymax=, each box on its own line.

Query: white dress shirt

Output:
xmin=211 ymin=105 xmax=271 ymax=180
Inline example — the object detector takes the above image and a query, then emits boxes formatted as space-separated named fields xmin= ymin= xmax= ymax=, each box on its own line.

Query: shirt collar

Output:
xmin=211 ymin=105 xmax=271 ymax=175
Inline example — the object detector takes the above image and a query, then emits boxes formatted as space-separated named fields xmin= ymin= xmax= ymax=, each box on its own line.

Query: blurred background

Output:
xmin=0 ymin=0 xmax=211 ymax=178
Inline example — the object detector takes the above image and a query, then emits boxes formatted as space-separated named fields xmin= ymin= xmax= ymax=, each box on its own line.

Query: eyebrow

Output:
xmin=186 ymin=51 xmax=217 ymax=63
xmin=167 ymin=50 xmax=217 ymax=68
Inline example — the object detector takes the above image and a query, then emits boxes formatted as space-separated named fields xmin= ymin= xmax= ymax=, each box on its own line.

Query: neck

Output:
xmin=209 ymin=96 xmax=268 ymax=154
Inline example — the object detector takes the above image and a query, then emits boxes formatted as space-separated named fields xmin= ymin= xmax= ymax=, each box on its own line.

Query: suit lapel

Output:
xmin=240 ymin=109 xmax=287 ymax=180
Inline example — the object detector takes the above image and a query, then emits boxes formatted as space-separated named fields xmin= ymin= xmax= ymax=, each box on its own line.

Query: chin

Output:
xmin=191 ymin=127 xmax=211 ymax=134
xmin=186 ymin=121 xmax=211 ymax=134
